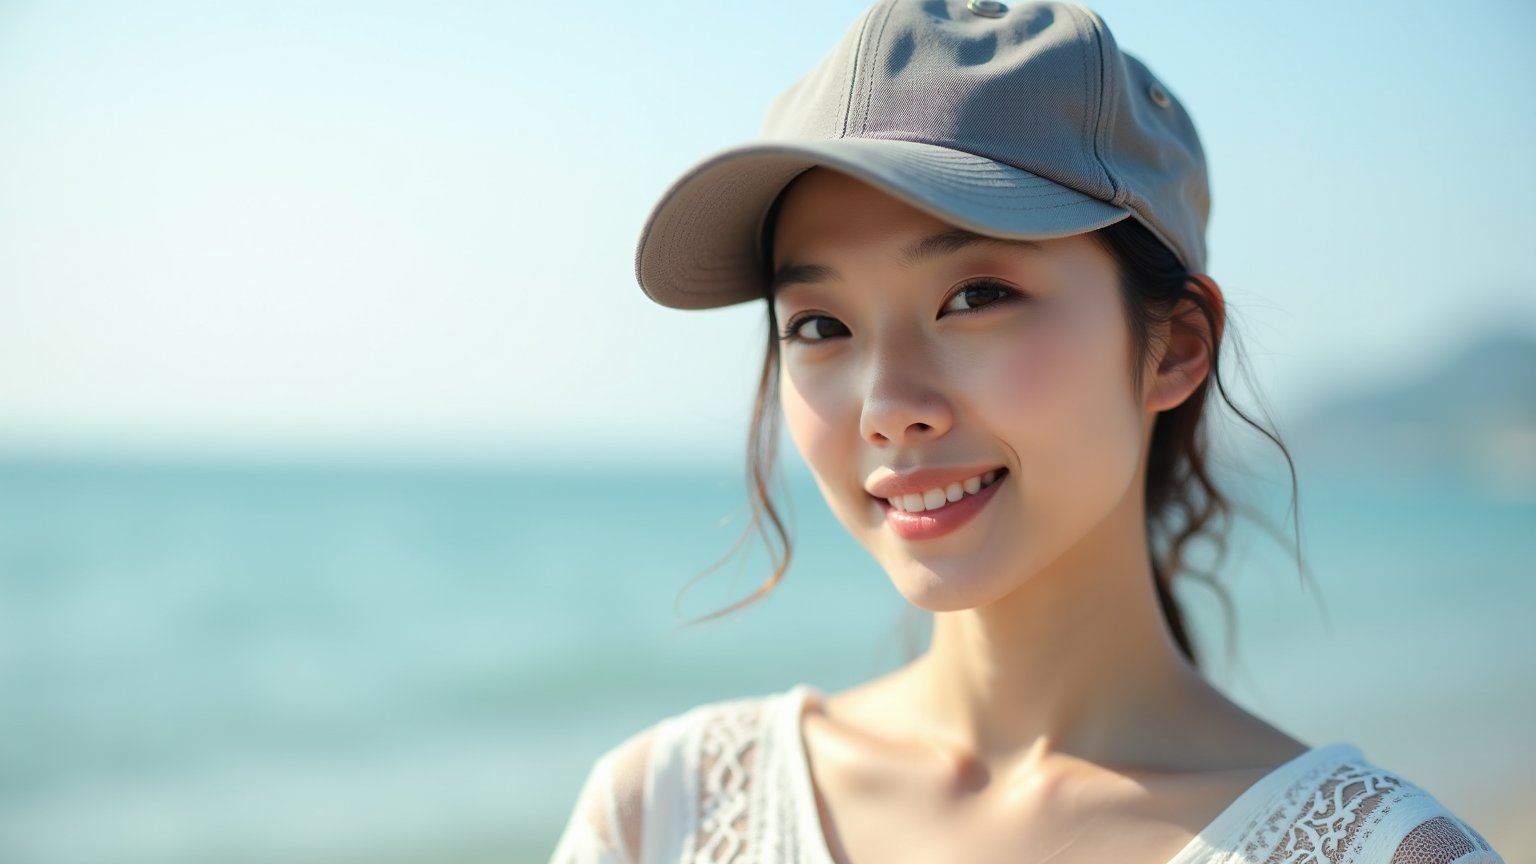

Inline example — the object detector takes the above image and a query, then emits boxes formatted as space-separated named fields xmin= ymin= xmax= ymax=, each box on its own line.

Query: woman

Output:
xmin=551 ymin=2 xmax=1504 ymax=862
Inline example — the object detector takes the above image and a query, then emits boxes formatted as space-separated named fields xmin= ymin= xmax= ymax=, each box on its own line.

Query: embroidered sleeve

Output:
xmin=1245 ymin=760 xmax=1504 ymax=864
xmin=549 ymin=729 xmax=655 ymax=864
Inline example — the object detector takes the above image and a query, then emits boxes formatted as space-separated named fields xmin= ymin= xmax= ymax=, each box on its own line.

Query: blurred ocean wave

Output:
xmin=2 ymin=330 xmax=1533 ymax=863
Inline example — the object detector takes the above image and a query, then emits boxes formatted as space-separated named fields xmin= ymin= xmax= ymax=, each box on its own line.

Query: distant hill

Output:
xmin=1287 ymin=328 xmax=1536 ymax=498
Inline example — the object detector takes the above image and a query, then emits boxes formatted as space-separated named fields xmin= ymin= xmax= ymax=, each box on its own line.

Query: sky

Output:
xmin=1 ymin=0 xmax=1533 ymax=467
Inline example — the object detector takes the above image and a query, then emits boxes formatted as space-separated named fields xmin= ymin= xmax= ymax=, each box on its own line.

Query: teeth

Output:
xmin=884 ymin=470 xmax=1003 ymax=513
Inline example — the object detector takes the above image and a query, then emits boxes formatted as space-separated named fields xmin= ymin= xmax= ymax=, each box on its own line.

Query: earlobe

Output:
xmin=1145 ymin=274 xmax=1225 ymax=414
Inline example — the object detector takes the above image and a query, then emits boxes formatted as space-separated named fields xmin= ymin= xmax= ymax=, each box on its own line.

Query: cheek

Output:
xmin=970 ymin=311 xmax=1143 ymax=504
xmin=963 ymin=318 xmax=1102 ymax=428
xmin=779 ymin=364 xmax=851 ymax=476
xmin=780 ymin=366 xmax=876 ymax=533
xmin=971 ymin=332 xmax=1066 ymax=413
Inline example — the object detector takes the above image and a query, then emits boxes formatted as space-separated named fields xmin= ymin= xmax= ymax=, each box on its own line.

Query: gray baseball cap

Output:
xmin=635 ymin=0 xmax=1209 ymax=310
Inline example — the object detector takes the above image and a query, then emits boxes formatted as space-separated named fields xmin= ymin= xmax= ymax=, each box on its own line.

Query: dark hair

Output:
xmin=676 ymin=210 xmax=1307 ymax=670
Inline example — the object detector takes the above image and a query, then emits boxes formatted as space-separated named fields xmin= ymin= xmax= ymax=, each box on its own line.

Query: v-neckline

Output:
xmin=779 ymin=683 xmax=1359 ymax=864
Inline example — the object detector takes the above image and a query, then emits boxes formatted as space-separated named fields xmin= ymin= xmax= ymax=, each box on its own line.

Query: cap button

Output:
xmin=966 ymin=0 xmax=1008 ymax=18
xmin=1148 ymin=82 xmax=1172 ymax=108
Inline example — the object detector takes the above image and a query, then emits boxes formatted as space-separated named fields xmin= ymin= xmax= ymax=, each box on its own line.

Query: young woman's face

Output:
xmin=771 ymin=168 xmax=1153 ymax=612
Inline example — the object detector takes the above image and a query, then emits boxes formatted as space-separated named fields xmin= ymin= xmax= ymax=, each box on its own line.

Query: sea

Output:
xmin=1 ymin=449 xmax=1532 ymax=864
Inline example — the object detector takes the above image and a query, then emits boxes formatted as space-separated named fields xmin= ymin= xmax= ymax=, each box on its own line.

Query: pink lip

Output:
xmin=874 ymin=469 xmax=1008 ymax=541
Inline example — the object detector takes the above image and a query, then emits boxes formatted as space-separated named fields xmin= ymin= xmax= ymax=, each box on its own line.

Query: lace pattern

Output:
xmin=687 ymin=700 xmax=767 ymax=864
xmin=1234 ymin=748 xmax=1354 ymax=862
xmin=1260 ymin=763 xmax=1401 ymax=863
xmin=1391 ymin=816 xmax=1476 ymax=864
xmin=1391 ymin=814 xmax=1497 ymax=864
xmin=1241 ymin=757 xmax=1500 ymax=864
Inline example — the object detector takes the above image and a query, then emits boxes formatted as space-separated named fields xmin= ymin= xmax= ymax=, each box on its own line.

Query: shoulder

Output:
xmin=606 ymin=687 xmax=790 ymax=771
xmin=573 ymin=688 xmax=795 ymax=861
xmin=1244 ymin=746 xmax=1504 ymax=864
xmin=606 ymin=687 xmax=792 ymax=789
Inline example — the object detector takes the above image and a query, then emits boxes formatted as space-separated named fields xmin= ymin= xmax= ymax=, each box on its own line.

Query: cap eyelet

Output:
xmin=1148 ymin=82 xmax=1172 ymax=108
xmin=966 ymin=0 xmax=1008 ymax=18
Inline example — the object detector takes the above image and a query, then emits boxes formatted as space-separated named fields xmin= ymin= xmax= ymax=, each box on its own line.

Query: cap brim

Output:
xmin=635 ymin=138 xmax=1131 ymax=310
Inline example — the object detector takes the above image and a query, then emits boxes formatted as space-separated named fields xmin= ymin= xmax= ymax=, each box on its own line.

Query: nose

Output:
xmin=858 ymin=344 xmax=954 ymax=447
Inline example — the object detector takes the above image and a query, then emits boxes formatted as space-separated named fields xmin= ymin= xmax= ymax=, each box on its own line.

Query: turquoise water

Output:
xmin=1 ymin=453 xmax=1531 ymax=863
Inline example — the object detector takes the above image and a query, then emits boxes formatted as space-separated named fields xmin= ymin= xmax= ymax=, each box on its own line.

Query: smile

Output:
xmin=872 ymin=468 xmax=1009 ymax=542
xmin=884 ymin=469 xmax=1003 ymax=513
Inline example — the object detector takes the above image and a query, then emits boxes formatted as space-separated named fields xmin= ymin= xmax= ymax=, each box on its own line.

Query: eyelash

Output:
xmin=777 ymin=313 xmax=845 ymax=343
xmin=777 ymin=278 xmax=1024 ymax=344
xmin=944 ymin=278 xmax=1023 ymax=315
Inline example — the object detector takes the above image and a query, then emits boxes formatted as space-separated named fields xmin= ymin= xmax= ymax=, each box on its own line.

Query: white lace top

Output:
xmin=548 ymin=684 xmax=1503 ymax=864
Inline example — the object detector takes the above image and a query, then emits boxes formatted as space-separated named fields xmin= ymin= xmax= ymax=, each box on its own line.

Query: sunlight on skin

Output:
xmin=763 ymin=168 xmax=1311 ymax=863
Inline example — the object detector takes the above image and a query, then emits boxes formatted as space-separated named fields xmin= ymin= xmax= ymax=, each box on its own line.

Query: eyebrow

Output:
xmin=769 ymin=228 xmax=1039 ymax=295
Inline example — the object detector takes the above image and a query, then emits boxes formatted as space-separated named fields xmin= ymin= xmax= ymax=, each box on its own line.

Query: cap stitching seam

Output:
xmin=1074 ymin=9 xmax=1092 ymax=194
xmin=857 ymin=0 xmax=900 ymax=137
xmin=837 ymin=7 xmax=878 ymax=138
xmin=1076 ymin=9 xmax=1114 ymax=203
xmin=1087 ymin=12 xmax=1122 ymax=204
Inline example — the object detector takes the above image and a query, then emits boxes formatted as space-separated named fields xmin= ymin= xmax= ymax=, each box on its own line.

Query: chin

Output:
xmin=883 ymin=554 xmax=1022 ymax=613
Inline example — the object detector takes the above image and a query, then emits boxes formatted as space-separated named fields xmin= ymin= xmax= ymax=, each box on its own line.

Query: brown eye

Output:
xmin=941 ymin=280 xmax=1018 ymax=314
xmin=781 ymin=314 xmax=850 ymax=342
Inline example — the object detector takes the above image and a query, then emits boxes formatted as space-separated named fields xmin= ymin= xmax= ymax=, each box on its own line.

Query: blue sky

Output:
xmin=1 ymin=0 xmax=1532 ymax=466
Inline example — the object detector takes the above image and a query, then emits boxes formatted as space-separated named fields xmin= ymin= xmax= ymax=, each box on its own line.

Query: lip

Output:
xmin=865 ymin=464 xmax=1007 ymax=499
xmin=871 ymin=468 xmax=1009 ymax=542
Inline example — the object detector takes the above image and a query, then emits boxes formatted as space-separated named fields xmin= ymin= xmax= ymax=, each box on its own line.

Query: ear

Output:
xmin=1144 ymin=274 xmax=1225 ymax=414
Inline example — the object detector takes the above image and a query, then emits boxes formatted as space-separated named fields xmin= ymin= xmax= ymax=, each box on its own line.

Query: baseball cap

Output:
xmin=634 ymin=0 xmax=1209 ymax=310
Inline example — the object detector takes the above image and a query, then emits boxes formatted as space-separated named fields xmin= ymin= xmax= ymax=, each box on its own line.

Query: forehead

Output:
xmin=769 ymin=169 xmax=948 ymax=264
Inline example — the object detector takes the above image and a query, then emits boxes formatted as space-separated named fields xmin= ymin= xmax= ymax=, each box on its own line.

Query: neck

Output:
xmin=906 ymin=477 xmax=1210 ymax=771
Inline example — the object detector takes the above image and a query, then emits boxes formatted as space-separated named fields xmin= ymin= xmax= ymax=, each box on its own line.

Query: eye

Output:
xmin=940 ymin=279 xmax=1020 ymax=315
xmin=780 ymin=313 xmax=850 ymax=343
